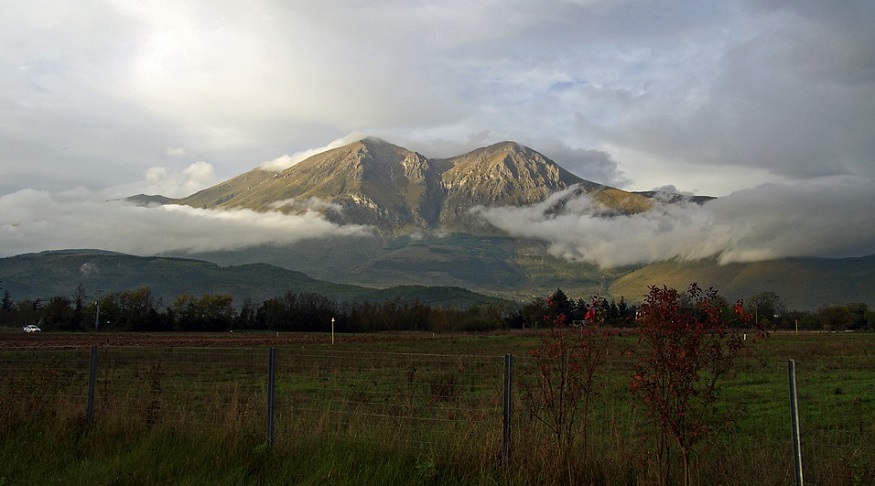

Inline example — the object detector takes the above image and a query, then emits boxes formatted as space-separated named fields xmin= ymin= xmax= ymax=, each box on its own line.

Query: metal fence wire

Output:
xmin=0 ymin=347 xmax=509 ymax=450
xmin=1 ymin=345 xmax=872 ymax=485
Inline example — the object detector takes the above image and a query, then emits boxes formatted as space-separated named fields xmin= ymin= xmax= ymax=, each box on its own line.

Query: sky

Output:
xmin=1 ymin=0 xmax=874 ymax=266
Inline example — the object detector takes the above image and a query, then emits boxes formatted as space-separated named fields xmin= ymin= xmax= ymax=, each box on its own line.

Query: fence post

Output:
xmin=503 ymin=353 xmax=512 ymax=465
xmin=788 ymin=359 xmax=804 ymax=486
xmin=267 ymin=347 xmax=277 ymax=447
xmin=86 ymin=345 xmax=97 ymax=427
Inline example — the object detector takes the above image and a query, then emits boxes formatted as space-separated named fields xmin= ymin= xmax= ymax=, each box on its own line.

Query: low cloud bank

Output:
xmin=3 ymin=176 xmax=872 ymax=268
xmin=473 ymin=176 xmax=875 ymax=267
xmin=0 ymin=189 xmax=373 ymax=258
xmin=105 ymin=161 xmax=220 ymax=200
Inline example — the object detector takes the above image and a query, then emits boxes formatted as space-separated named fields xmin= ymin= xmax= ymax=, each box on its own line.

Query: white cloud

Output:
xmin=606 ymin=145 xmax=791 ymax=197
xmin=259 ymin=132 xmax=368 ymax=172
xmin=0 ymin=189 xmax=373 ymax=258
xmin=267 ymin=197 xmax=343 ymax=214
xmin=105 ymin=161 xmax=219 ymax=199
xmin=473 ymin=176 xmax=875 ymax=267
xmin=181 ymin=162 xmax=216 ymax=187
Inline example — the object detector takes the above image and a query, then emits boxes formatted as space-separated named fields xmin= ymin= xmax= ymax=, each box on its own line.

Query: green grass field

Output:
xmin=1 ymin=331 xmax=872 ymax=485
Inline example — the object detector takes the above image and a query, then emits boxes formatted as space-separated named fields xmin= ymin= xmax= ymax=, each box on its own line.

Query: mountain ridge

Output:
xmin=131 ymin=138 xmax=655 ymax=233
xmin=0 ymin=249 xmax=509 ymax=309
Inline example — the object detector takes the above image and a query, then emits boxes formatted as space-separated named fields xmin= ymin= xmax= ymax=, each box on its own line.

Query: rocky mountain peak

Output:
xmin=156 ymin=138 xmax=651 ymax=233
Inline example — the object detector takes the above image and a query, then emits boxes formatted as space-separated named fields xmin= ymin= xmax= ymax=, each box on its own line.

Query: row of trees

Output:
xmin=0 ymin=286 xmax=510 ymax=333
xmin=738 ymin=291 xmax=873 ymax=331
xmin=509 ymin=288 xmax=874 ymax=331
xmin=1 ymin=286 xmax=871 ymax=332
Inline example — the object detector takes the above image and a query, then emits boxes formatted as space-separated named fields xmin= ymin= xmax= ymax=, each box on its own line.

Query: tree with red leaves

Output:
xmin=630 ymin=284 xmax=762 ymax=486
xmin=524 ymin=293 xmax=614 ymax=483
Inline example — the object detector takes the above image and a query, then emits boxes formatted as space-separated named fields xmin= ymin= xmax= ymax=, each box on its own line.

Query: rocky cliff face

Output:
xmin=436 ymin=141 xmax=584 ymax=227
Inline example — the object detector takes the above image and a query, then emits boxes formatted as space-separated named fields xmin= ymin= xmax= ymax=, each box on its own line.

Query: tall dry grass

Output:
xmin=0 ymin=333 xmax=872 ymax=484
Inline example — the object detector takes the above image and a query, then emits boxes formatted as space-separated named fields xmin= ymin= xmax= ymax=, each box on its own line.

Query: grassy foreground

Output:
xmin=1 ymin=331 xmax=872 ymax=485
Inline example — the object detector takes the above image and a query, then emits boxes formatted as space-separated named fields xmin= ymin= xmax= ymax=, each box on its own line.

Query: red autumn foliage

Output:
xmin=630 ymin=283 xmax=764 ymax=485
xmin=525 ymin=294 xmax=615 ymax=481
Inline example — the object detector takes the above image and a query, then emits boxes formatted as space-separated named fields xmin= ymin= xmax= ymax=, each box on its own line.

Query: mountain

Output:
xmin=0 ymin=250 xmax=509 ymax=309
xmin=114 ymin=137 xmax=873 ymax=311
xmin=137 ymin=138 xmax=652 ymax=233
xmin=434 ymin=141 xmax=651 ymax=228
xmin=135 ymin=138 xmax=656 ymax=300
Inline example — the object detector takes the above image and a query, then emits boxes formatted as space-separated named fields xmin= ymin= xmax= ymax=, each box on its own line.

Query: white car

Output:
xmin=23 ymin=324 xmax=41 ymax=333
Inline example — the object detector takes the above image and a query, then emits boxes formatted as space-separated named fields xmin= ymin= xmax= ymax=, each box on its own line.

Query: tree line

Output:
xmin=515 ymin=288 xmax=873 ymax=331
xmin=0 ymin=286 xmax=509 ymax=333
xmin=0 ymin=286 xmax=871 ymax=332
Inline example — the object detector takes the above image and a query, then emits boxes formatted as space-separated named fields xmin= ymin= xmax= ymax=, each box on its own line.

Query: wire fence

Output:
xmin=1 ymin=345 xmax=872 ymax=484
xmin=1 ymin=347 xmax=509 ymax=453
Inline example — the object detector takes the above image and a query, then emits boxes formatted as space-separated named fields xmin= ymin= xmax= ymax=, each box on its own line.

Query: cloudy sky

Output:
xmin=1 ymin=0 xmax=874 ymax=265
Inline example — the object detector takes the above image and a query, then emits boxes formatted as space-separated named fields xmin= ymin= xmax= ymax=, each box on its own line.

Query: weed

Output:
xmin=145 ymin=362 xmax=163 ymax=427
xmin=428 ymin=372 xmax=458 ymax=402
xmin=0 ymin=333 xmax=872 ymax=484
xmin=415 ymin=454 xmax=438 ymax=483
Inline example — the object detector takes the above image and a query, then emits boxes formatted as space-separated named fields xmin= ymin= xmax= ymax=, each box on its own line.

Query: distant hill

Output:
xmin=124 ymin=194 xmax=175 ymax=206
xmin=0 ymin=250 xmax=509 ymax=309
xmin=173 ymin=232 xmax=875 ymax=311
xmin=3 ymin=248 xmax=871 ymax=312
xmin=632 ymin=191 xmax=716 ymax=205
xmin=609 ymin=255 xmax=875 ymax=311
xmin=175 ymin=233 xmax=620 ymax=303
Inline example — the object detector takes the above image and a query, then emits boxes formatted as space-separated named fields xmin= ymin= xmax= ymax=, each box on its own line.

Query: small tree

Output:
xmin=818 ymin=304 xmax=854 ymax=331
xmin=630 ymin=284 xmax=761 ymax=485
xmin=524 ymin=293 xmax=613 ymax=483
xmin=747 ymin=291 xmax=785 ymax=328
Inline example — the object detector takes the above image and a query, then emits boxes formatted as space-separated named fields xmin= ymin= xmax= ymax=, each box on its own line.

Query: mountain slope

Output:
xmin=609 ymin=256 xmax=875 ymax=311
xmin=170 ymin=168 xmax=275 ymax=209
xmin=438 ymin=141 xmax=651 ymax=226
xmin=174 ymin=139 xmax=441 ymax=229
xmin=438 ymin=142 xmax=583 ymax=227
xmin=154 ymin=138 xmax=650 ymax=233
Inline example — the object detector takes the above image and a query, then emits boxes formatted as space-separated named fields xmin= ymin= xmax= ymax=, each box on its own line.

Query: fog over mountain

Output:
xmin=1 ymin=137 xmax=873 ymax=268
xmin=0 ymin=186 xmax=374 ymax=258
xmin=476 ymin=175 xmax=875 ymax=267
